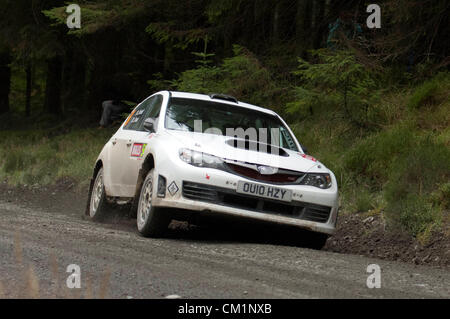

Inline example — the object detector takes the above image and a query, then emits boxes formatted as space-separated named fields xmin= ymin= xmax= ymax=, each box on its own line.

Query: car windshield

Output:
xmin=165 ymin=97 xmax=298 ymax=151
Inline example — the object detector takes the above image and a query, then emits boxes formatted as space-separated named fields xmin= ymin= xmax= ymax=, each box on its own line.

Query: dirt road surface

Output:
xmin=0 ymin=184 xmax=448 ymax=299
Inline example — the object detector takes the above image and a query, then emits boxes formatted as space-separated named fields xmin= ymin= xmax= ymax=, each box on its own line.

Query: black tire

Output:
xmin=87 ymin=167 xmax=109 ymax=221
xmin=136 ymin=169 xmax=170 ymax=237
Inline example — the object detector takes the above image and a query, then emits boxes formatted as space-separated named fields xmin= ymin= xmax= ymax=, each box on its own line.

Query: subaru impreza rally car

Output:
xmin=86 ymin=91 xmax=338 ymax=249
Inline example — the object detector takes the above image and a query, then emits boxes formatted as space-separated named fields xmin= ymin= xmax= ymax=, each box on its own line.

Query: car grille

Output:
xmin=225 ymin=162 xmax=304 ymax=184
xmin=182 ymin=181 xmax=331 ymax=223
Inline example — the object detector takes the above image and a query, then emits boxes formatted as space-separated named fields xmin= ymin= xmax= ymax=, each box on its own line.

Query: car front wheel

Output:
xmin=137 ymin=169 xmax=170 ymax=237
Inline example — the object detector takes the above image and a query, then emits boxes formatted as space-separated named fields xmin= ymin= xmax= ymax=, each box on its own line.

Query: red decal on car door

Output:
xmin=131 ymin=143 xmax=146 ymax=157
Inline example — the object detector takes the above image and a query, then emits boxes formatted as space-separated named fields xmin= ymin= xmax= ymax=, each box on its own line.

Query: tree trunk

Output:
xmin=273 ymin=1 xmax=281 ymax=43
xmin=313 ymin=0 xmax=326 ymax=49
xmin=44 ymin=56 xmax=63 ymax=116
xmin=295 ymin=0 xmax=313 ymax=57
xmin=62 ymin=48 xmax=87 ymax=111
xmin=163 ymin=42 xmax=173 ymax=75
xmin=71 ymin=55 xmax=87 ymax=110
xmin=25 ymin=62 xmax=32 ymax=117
xmin=0 ymin=50 xmax=11 ymax=114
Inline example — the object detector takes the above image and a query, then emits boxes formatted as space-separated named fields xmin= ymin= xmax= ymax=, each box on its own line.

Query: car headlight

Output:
xmin=300 ymin=173 xmax=332 ymax=189
xmin=179 ymin=148 xmax=224 ymax=169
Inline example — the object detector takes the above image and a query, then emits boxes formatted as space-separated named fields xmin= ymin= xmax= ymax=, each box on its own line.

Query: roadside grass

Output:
xmin=0 ymin=128 xmax=114 ymax=189
xmin=291 ymin=72 xmax=450 ymax=240
xmin=406 ymin=72 xmax=448 ymax=110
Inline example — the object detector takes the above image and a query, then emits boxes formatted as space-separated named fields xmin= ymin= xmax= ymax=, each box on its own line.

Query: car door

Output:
xmin=120 ymin=94 xmax=163 ymax=195
xmin=108 ymin=99 xmax=151 ymax=197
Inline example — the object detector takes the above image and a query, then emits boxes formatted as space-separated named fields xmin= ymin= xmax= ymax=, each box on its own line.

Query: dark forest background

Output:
xmin=0 ymin=0 xmax=448 ymax=118
xmin=0 ymin=0 xmax=449 ymax=241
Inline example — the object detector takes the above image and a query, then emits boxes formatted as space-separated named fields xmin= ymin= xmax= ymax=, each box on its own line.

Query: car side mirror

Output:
xmin=143 ymin=118 xmax=156 ymax=133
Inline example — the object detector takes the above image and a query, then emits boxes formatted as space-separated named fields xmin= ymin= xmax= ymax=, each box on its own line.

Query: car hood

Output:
xmin=163 ymin=130 xmax=329 ymax=173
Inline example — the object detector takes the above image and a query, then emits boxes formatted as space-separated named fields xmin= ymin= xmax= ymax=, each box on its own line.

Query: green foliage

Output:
xmin=168 ymin=61 xmax=220 ymax=95
xmin=343 ymin=124 xmax=449 ymax=236
xmin=43 ymin=1 xmax=147 ymax=36
xmin=384 ymin=135 xmax=450 ymax=199
xmin=192 ymin=36 xmax=215 ymax=67
xmin=430 ymin=183 xmax=450 ymax=210
xmin=290 ymin=69 xmax=449 ymax=237
xmin=407 ymin=79 xmax=438 ymax=109
xmin=167 ymin=36 xmax=220 ymax=92
xmin=393 ymin=195 xmax=440 ymax=237
xmin=287 ymin=49 xmax=380 ymax=127
xmin=205 ymin=0 xmax=234 ymax=23
xmin=147 ymin=72 xmax=172 ymax=93
xmin=0 ymin=129 xmax=113 ymax=187
xmin=344 ymin=125 xmax=416 ymax=185
xmin=143 ymin=1 xmax=211 ymax=49
xmin=170 ymin=45 xmax=277 ymax=106
xmin=407 ymin=72 xmax=448 ymax=109
xmin=145 ymin=23 xmax=207 ymax=50
xmin=352 ymin=188 xmax=375 ymax=213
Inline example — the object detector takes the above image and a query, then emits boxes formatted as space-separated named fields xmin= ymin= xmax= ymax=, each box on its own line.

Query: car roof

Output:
xmin=165 ymin=91 xmax=277 ymax=116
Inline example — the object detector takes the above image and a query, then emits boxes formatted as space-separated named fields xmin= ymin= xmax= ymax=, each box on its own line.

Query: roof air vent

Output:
xmin=209 ymin=93 xmax=238 ymax=104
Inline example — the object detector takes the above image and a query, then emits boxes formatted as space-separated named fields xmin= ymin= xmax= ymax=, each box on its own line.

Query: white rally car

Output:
xmin=86 ymin=91 xmax=338 ymax=249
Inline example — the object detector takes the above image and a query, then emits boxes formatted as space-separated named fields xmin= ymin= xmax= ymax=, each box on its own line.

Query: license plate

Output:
xmin=236 ymin=181 xmax=292 ymax=202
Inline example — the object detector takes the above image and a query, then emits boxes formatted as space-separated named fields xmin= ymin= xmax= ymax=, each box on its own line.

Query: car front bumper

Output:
xmin=153 ymin=156 xmax=339 ymax=235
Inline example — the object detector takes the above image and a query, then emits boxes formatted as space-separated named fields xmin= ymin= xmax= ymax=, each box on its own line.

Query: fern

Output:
xmin=289 ymin=49 xmax=380 ymax=127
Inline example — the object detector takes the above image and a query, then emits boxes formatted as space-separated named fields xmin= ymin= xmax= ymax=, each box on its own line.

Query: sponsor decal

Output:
xmin=140 ymin=144 xmax=147 ymax=157
xmin=205 ymin=173 xmax=210 ymax=180
xmin=168 ymin=181 xmax=179 ymax=196
xmin=131 ymin=143 xmax=147 ymax=157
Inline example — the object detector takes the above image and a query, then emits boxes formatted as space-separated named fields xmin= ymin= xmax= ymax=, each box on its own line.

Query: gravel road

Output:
xmin=0 ymin=187 xmax=448 ymax=299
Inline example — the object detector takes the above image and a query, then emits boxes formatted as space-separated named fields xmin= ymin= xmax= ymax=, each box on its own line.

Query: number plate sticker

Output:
xmin=236 ymin=181 xmax=292 ymax=202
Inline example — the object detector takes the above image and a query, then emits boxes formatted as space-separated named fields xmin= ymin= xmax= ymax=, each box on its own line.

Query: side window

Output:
xmin=137 ymin=95 xmax=163 ymax=131
xmin=280 ymin=127 xmax=297 ymax=151
xmin=123 ymin=101 xmax=149 ymax=131
xmin=123 ymin=95 xmax=162 ymax=131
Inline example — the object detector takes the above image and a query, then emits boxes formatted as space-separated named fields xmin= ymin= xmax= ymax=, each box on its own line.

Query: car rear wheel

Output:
xmin=137 ymin=169 xmax=170 ymax=237
xmin=88 ymin=168 xmax=109 ymax=221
